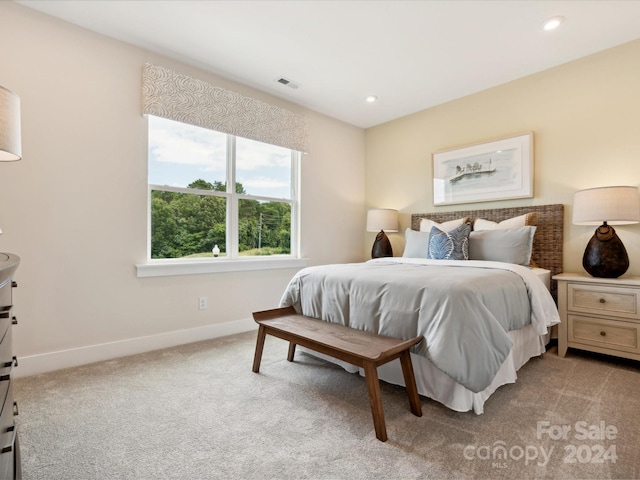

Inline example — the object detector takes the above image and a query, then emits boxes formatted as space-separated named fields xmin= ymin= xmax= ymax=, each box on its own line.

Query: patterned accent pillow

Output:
xmin=427 ymin=223 xmax=471 ymax=260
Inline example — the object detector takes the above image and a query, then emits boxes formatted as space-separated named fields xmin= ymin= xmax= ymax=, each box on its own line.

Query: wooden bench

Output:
xmin=252 ymin=306 xmax=423 ymax=442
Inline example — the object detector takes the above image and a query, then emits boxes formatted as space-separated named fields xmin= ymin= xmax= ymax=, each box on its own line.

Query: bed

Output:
xmin=280 ymin=204 xmax=564 ymax=414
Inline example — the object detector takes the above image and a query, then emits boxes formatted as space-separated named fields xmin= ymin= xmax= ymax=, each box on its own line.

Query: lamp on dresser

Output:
xmin=573 ymin=185 xmax=640 ymax=278
xmin=367 ymin=209 xmax=398 ymax=258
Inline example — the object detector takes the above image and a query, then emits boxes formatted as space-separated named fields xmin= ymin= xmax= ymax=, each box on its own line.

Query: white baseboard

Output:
xmin=15 ymin=318 xmax=258 ymax=378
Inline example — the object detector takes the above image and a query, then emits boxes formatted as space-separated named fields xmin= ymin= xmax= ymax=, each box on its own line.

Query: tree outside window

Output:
xmin=148 ymin=116 xmax=299 ymax=260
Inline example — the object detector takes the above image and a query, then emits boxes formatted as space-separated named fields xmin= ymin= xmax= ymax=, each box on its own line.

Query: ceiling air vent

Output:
xmin=276 ymin=77 xmax=300 ymax=90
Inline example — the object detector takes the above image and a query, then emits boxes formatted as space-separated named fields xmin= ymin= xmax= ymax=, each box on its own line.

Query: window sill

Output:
xmin=136 ymin=257 xmax=309 ymax=278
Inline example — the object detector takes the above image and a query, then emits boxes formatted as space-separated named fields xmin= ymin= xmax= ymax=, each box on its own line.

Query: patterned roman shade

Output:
xmin=142 ymin=63 xmax=310 ymax=153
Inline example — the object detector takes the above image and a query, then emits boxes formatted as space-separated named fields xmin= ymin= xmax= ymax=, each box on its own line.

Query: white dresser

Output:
xmin=554 ymin=272 xmax=640 ymax=360
xmin=0 ymin=253 xmax=20 ymax=479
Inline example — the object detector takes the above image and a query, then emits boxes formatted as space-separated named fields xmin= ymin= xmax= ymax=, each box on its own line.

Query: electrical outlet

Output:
xmin=198 ymin=296 xmax=208 ymax=310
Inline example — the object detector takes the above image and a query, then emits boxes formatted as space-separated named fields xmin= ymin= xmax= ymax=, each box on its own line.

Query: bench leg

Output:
xmin=363 ymin=361 xmax=387 ymax=442
xmin=287 ymin=342 xmax=296 ymax=362
xmin=399 ymin=351 xmax=422 ymax=417
xmin=252 ymin=325 xmax=267 ymax=373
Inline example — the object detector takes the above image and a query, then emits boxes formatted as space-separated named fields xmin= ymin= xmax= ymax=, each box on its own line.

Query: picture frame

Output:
xmin=432 ymin=132 xmax=533 ymax=206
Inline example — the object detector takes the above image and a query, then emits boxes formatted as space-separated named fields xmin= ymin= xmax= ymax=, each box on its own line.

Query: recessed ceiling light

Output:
xmin=366 ymin=95 xmax=378 ymax=103
xmin=542 ymin=16 xmax=564 ymax=31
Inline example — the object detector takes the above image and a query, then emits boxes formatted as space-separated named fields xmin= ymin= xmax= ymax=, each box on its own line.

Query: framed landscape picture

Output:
xmin=432 ymin=132 xmax=533 ymax=206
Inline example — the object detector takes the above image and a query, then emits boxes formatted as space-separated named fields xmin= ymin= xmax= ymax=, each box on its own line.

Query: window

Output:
xmin=147 ymin=115 xmax=300 ymax=262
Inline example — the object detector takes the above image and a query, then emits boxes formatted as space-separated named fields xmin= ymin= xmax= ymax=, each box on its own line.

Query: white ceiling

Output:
xmin=16 ymin=0 xmax=640 ymax=128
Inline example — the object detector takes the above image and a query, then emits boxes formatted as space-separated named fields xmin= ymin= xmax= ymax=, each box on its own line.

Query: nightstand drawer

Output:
xmin=568 ymin=314 xmax=640 ymax=354
xmin=568 ymin=283 xmax=640 ymax=320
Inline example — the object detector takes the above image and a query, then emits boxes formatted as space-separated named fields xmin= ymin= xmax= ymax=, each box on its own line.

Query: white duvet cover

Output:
xmin=280 ymin=258 xmax=560 ymax=413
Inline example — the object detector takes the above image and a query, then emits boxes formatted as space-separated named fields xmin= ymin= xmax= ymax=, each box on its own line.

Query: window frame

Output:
xmin=136 ymin=119 xmax=306 ymax=277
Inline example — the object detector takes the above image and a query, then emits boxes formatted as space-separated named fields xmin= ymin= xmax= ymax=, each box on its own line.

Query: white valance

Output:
xmin=142 ymin=63 xmax=309 ymax=153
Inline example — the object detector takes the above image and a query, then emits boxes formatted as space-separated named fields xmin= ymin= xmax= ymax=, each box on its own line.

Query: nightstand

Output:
xmin=554 ymin=273 xmax=640 ymax=360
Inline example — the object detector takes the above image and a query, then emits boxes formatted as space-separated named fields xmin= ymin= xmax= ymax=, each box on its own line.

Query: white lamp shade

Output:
xmin=366 ymin=209 xmax=399 ymax=232
xmin=0 ymin=86 xmax=22 ymax=162
xmin=573 ymin=186 xmax=640 ymax=225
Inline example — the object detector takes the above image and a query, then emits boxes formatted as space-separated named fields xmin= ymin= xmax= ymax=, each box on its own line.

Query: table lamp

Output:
xmin=367 ymin=209 xmax=398 ymax=258
xmin=0 ymin=85 xmax=22 ymax=236
xmin=0 ymin=86 xmax=22 ymax=161
xmin=573 ymin=186 xmax=640 ymax=278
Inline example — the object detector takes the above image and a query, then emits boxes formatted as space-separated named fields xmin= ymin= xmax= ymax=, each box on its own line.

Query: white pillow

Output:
xmin=468 ymin=226 xmax=536 ymax=266
xmin=420 ymin=217 xmax=469 ymax=233
xmin=473 ymin=212 xmax=539 ymax=231
xmin=402 ymin=228 xmax=430 ymax=258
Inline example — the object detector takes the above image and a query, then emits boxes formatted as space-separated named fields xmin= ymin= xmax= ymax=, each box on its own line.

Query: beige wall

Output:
xmin=365 ymin=39 xmax=640 ymax=276
xmin=5 ymin=1 xmax=640 ymax=374
xmin=0 ymin=3 xmax=365 ymax=374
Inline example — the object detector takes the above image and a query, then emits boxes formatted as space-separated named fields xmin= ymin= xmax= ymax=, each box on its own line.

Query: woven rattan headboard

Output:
xmin=411 ymin=204 xmax=564 ymax=301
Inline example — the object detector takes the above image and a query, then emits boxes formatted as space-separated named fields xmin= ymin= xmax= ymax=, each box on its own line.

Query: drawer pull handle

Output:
xmin=599 ymin=298 xmax=606 ymax=303
xmin=0 ymin=356 xmax=17 ymax=381
xmin=600 ymin=331 xmax=606 ymax=336
xmin=2 ymin=357 xmax=17 ymax=369
xmin=1 ymin=425 xmax=17 ymax=454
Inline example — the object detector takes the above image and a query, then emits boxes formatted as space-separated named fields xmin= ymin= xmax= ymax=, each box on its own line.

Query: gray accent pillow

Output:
xmin=402 ymin=228 xmax=430 ymax=258
xmin=468 ymin=226 xmax=537 ymax=266
xmin=427 ymin=223 xmax=471 ymax=260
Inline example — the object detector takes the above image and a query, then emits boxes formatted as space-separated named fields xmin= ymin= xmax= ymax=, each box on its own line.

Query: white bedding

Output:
xmin=377 ymin=322 xmax=546 ymax=413
xmin=289 ymin=263 xmax=556 ymax=414
xmin=532 ymin=267 xmax=551 ymax=290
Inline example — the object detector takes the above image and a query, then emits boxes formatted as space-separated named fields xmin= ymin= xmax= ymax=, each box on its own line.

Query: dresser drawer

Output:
xmin=568 ymin=314 xmax=640 ymax=354
xmin=0 ymin=315 xmax=9 ymax=350
xmin=0 ymin=381 xmax=16 ymax=480
xmin=0 ymin=281 xmax=11 ymax=314
xmin=0 ymin=315 xmax=11 ymax=367
xmin=0 ymin=323 xmax=13 ymax=410
xmin=568 ymin=283 xmax=640 ymax=320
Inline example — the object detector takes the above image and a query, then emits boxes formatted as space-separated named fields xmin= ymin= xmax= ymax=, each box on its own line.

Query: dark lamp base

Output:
xmin=582 ymin=223 xmax=629 ymax=278
xmin=371 ymin=230 xmax=393 ymax=258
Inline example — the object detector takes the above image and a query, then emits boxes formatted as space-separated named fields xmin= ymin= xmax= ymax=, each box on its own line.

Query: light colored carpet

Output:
xmin=14 ymin=331 xmax=640 ymax=479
